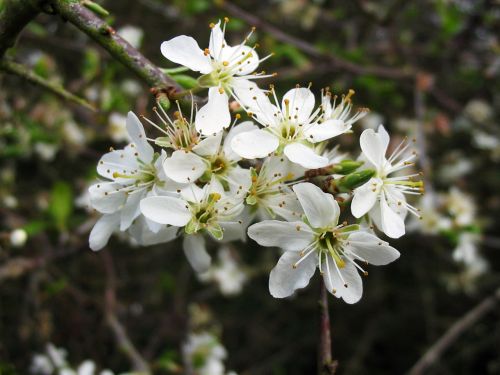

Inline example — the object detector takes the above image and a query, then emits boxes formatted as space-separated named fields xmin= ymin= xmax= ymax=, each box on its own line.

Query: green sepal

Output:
xmin=171 ymin=74 xmax=198 ymax=89
xmin=333 ymin=160 xmax=364 ymax=175
xmin=197 ymin=73 xmax=217 ymax=88
xmin=206 ymin=224 xmax=223 ymax=240
xmin=184 ymin=220 xmax=197 ymax=235
xmin=155 ymin=137 xmax=172 ymax=148
xmin=337 ymin=169 xmax=376 ymax=192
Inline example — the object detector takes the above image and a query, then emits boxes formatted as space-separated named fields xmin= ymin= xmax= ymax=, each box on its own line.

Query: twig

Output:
xmin=49 ymin=0 xmax=180 ymax=95
xmin=219 ymin=1 xmax=414 ymax=80
xmin=408 ymin=288 xmax=500 ymax=375
xmin=0 ymin=59 xmax=96 ymax=111
xmin=319 ymin=280 xmax=337 ymax=375
xmin=0 ymin=0 xmax=39 ymax=57
xmin=101 ymin=251 xmax=151 ymax=374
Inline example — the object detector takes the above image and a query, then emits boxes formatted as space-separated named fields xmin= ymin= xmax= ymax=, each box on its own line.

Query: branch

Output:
xmin=408 ymin=288 xmax=500 ymax=375
xmin=0 ymin=0 xmax=39 ymax=57
xmin=219 ymin=1 xmax=414 ymax=80
xmin=49 ymin=0 xmax=181 ymax=98
xmin=101 ymin=251 xmax=151 ymax=374
xmin=0 ymin=59 xmax=96 ymax=111
xmin=319 ymin=280 xmax=337 ymax=375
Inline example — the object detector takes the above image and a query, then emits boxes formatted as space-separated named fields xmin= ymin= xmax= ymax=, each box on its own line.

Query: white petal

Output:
xmin=192 ymin=132 xmax=223 ymax=157
xmin=228 ymin=45 xmax=259 ymax=76
xmin=247 ymin=220 xmax=314 ymax=251
xmin=232 ymin=80 xmax=278 ymax=126
xmin=119 ymin=190 xmax=144 ymax=231
xmin=269 ymin=251 xmax=317 ymax=298
xmin=163 ymin=150 xmax=207 ymax=183
xmin=89 ymin=213 xmax=120 ymax=251
xmin=161 ymin=35 xmax=212 ymax=74
xmin=351 ymin=178 xmax=382 ymax=218
xmin=223 ymin=121 xmax=258 ymax=160
xmin=292 ymin=182 xmax=339 ymax=228
xmin=323 ymin=260 xmax=363 ymax=304
xmin=282 ymin=88 xmax=315 ymax=124
xmin=346 ymin=232 xmax=400 ymax=265
xmin=377 ymin=124 xmax=390 ymax=152
xmin=380 ymin=193 xmax=405 ymax=238
xmin=140 ymin=196 xmax=191 ymax=226
xmin=129 ymin=218 xmax=178 ymax=246
xmin=97 ymin=145 xmax=138 ymax=182
xmin=284 ymin=143 xmax=329 ymax=169
xmin=304 ymin=119 xmax=349 ymax=143
xmin=88 ymin=182 xmax=126 ymax=214
xmin=209 ymin=21 xmax=226 ymax=59
xmin=183 ymin=234 xmax=211 ymax=273
xmin=360 ymin=128 xmax=386 ymax=168
xmin=126 ymin=112 xmax=154 ymax=162
xmin=231 ymin=129 xmax=279 ymax=159
xmin=195 ymin=87 xmax=230 ymax=135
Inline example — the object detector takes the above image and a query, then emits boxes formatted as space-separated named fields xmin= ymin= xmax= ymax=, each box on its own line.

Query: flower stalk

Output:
xmin=319 ymin=280 xmax=337 ymax=375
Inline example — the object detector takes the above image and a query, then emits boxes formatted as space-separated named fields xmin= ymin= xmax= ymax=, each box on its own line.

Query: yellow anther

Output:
xmin=204 ymin=48 xmax=210 ymax=56
xmin=218 ymin=87 xmax=225 ymax=94
xmin=222 ymin=61 xmax=229 ymax=66
xmin=209 ymin=22 xmax=215 ymax=28
xmin=224 ymin=17 xmax=230 ymax=23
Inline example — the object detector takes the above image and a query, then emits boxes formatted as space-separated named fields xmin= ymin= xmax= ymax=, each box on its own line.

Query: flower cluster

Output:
xmin=88 ymin=19 xmax=423 ymax=304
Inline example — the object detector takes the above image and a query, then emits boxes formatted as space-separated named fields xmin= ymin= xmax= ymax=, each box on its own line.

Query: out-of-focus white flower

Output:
xmin=10 ymin=228 xmax=28 ymax=247
xmin=444 ymin=187 xmax=476 ymax=227
xmin=232 ymin=87 xmax=350 ymax=168
xmin=3 ymin=195 xmax=18 ymax=208
xmin=437 ymin=156 xmax=473 ymax=182
xmin=200 ymin=247 xmax=247 ymax=296
xmin=108 ymin=112 xmax=130 ymax=143
xmin=407 ymin=193 xmax=451 ymax=234
xmin=63 ymin=121 xmax=86 ymax=146
xmin=183 ymin=332 xmax=233 ymax=375
xmin=120 ymin=80 xmax=142 ymax=97
xmin=464 ymin=99 xmax=493 ymax=123
xmin=351 ymin=125 xmax=423 ymax=238
xmin=161 ymin=19 xmax=272 ymax=135
xmin=473 ymin=130 xmax=500 ymax=150
xmin=31 ymin=344 xmax=115 ymax=375
xmin=117 ymin=25 xmax=144 ymax=49
xmin=248 ymin=182 xmax=400 ymax=303
xmin=34 ymin=142 xmax=58 ymax=161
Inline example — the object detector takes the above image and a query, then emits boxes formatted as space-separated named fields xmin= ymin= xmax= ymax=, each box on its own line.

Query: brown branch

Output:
xmin=319 ymin=280 xmax=337 ymax=375
xmin=101 ymin=251 xmax=151 ymax=374
xmin=219 ymin=1 xmax=414 ymax=80
xmin=0 ymin=0 xmax=39 ymax=57
xmin=49 ymin=0 xmax=181 ymax=96
xmin=0 ymin=59 xmax=96 ymax=111
xmin=408 ymin=288 xmax=500 ymax=375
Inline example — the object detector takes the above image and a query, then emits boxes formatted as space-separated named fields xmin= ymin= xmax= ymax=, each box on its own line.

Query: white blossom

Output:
xmin=248 ymin=182 xmax=400 ymax=303
xmin=161 ymin=19 xmax=271 ymax=135
xmin=351 ymin=125 xmax=423 ymax=238
xmin=231 ymin=87 xmax=351 ymax=168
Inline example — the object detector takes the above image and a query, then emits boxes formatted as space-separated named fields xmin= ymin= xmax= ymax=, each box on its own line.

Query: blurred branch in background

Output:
xmin=0 ymin=59 xmax=96 ymax=111
xmin=408 ymin=287 xmax=500 ymax=375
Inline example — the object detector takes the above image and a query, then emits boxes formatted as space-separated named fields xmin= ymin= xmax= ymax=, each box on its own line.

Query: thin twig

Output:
xmin=408 ymin=288 xmax=500 ymax=375
xmin=49 ymin=0 xmax=180 ymax=95
xmin=219 ymin=1 xmax=414 ymax=80
xmin=0 ymin=59 xmax=96 ymax=111
xmin=319 ymin=280 xmax=337 ymax=375
xmin=0 ymin=0 xmax=39 ymax=57
xmin=101 ymin=251 xmax=151 ymax=374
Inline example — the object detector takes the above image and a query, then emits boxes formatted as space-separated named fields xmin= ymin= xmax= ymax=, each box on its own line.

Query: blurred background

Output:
xmin=0 ymin=0 xmax=499 ymax=374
